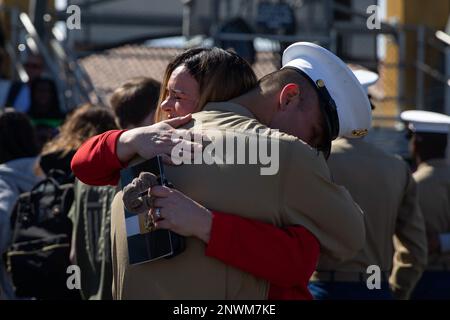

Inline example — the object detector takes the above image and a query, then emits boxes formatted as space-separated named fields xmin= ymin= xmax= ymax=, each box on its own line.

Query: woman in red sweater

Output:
xmin=72 ymin=47 xmax=320 ymax=299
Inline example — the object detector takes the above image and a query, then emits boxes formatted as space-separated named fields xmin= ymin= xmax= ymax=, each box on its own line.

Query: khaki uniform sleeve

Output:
xmin=389 ymin=167 xmax=428 ymax=300
xmin=281 ymin=140 xmax=366 ymax=262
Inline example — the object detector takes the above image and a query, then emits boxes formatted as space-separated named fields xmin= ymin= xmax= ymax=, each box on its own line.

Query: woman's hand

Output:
xmin=122 ymin=170 xmax=213 ymax=243
xmin=150 ymin=185 xmax=213 ymax=243
xmin=117 ymin=114 xmax=202 ymax=164
xmin=122 ymin=172 xmax=158 ymax=214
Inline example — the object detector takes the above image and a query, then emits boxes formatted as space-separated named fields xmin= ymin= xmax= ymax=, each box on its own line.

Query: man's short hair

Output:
xmin=110 ymin=77 xmax=161 ymax=128
xmin=259 ymin=68 xmax=315 ymax=101
xmin=258 ymin=68 xmax=328 ymax=152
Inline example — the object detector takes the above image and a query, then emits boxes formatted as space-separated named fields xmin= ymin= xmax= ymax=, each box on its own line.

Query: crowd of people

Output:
xmin=0 ymin=54 xmax=65 ymax=150
xmin=0 ymin=43 xmax=449 ymax=300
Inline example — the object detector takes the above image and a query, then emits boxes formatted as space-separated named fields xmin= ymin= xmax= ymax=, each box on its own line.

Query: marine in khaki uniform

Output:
xmin=309 ymin=138 xmax=427 ymax=300
xmin=308 ymin=70 xmax=427 ymax=300
xmin=401 ymin=110 xmax=450 ymax=299
xmin=110 ymin=42 xmax=373 ymax=299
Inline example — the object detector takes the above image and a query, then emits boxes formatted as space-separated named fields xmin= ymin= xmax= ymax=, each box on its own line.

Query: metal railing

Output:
xmin=3 ymin=1 xmax=448 ymax=119
xmin=415 ymin=25 xmax=450 ymax=113
xmin=2 ymin=5 xmax=102 ymax=112
xmin=208 ymin=0 xmax=449 ymax=119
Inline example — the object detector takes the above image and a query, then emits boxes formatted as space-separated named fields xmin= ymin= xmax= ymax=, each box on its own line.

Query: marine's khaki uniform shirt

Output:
xmin=413 ymin=159 xmax=450 ymax=271
xmin=111 ymin=102 xmax=365 ymax=300
xmin=311 ymin=138 xmax=427 ymax=300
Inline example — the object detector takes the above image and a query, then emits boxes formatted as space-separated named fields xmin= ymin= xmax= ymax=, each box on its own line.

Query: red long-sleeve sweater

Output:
xmin=71 ymin=130 xmax=320 ymax=299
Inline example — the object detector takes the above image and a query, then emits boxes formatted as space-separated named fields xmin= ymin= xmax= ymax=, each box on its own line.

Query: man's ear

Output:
xmin=279 ymin=83 xmax=300 ymax=110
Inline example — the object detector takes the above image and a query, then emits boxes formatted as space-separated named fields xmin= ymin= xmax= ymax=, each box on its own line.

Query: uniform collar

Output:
xmin=202 ymin=102 xmax=256 ymax=119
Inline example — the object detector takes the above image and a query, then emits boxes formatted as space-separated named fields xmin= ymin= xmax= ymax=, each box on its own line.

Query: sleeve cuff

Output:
xmin=205 ymin=211 xmax=234 ymax=259
xmin=439 ymin=233 xmax=450 ymax=252
xmin=106 ymin=129 xmax=129 ymax=169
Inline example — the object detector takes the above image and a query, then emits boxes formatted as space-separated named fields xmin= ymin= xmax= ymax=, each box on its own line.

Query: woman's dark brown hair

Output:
xmin=41 ymin=103 xmax=118 ymax=157
xmin=0 ymin=108 xmax=39 ymax=164
xmin=154 ymin=47 xmax=258 ymax=122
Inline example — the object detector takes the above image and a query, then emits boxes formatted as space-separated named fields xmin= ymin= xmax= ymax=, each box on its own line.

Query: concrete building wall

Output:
xmin=67 ymin=0 xmax=213 ymax=46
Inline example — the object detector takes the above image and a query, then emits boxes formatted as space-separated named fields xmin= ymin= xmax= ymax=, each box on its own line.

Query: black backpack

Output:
xmin=6 ymin=176 xmax=80 ymax=300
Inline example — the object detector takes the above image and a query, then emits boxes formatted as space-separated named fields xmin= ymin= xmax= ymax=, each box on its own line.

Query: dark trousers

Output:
xmin=410 ymin=271 xmax=450 ymax=300
xmin=308 ymin=281 xmax=393 ymax=300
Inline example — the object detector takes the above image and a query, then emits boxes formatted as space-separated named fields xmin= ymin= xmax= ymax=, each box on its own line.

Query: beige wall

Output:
xmin=386 ymin=0 xmax=450 ymax=110
xmin=68 ymin=0 xmax=212 ymax=46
